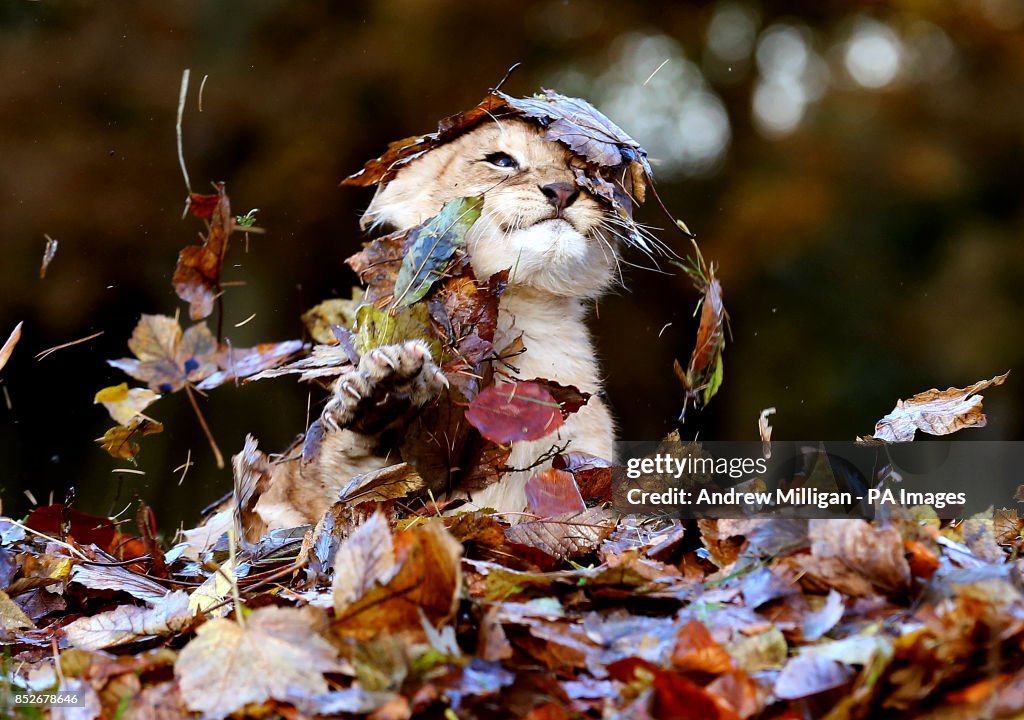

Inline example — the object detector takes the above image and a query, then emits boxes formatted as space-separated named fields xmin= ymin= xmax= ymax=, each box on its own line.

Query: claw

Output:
xmin=342 ymin=382 xmax=361 ymax=400
xmin=374 ymin=351 xmax=397 ymax=370
xmin=433 ymin=370 xmax=449 ymax=389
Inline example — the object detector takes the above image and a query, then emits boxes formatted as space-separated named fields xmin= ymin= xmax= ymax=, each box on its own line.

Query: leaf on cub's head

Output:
xmin=465 ymin=381 xmax=564 ymax=444
xmin=174 ymin=183 xmax=234 ymax=321
xmin=94 ymin=382 xmax=161 ymax=426
xmin=392 ymin=196 xmax=482 ymax=308
xmin=108 ymin=314 xmax=218 ymax=393
xmin=96 ymin=417 xmax=164 ymax=461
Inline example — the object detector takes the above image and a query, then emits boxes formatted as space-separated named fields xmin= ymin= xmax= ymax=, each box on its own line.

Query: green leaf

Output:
xmin=392 ymin=196 xmax=482 ymax=307
xmin=353 ymin=303 xmax=440 ymax=358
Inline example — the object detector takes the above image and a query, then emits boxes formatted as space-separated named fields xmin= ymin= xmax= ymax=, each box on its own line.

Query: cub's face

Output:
xmin=362 ymin=119 xmax=619 ymax=298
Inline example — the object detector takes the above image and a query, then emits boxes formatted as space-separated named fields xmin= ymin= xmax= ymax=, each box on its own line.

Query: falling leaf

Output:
xmin=465 ymin=381 xmax=564 ymax=444
xmin=392 ymin=196 xmax=482 ymax=307
xmin=173 ymin=183 xmax=234 ymax=320
xmin=175 ymin=606 xmax=340 ymax=718
xmin=64 ymin=590 xmax=193 ymax=650
xmin=676 ymin=264 xmax=727 ymax=419
xmin=868 ymin=371 xmax=1010 ymax=442
xmin=345 ymin=228 xmax=409 ymax=303
xmin=94 ymin=383 xmax=161 ymax=426
xmin=39 ymin=234 xmax=58 ymax=279
xmin=96 ymin=417 xmax=164 ymax=461
xmin=186 ymin=190 xmax=221 ymax=220
xmin=758 ymin=407 xmax=776 ymax=458
xmin=108 ymin=314 xmax=217 ymax=393
xmin=302 ymin=292 xmax=364 ymax=345
xmin=195 ymin=339 xmax=305 ymax=390
xmin=524 ymin=469 xmax=586 ymax=518
xmin=0 ymin=321 xmax=22 ymax=374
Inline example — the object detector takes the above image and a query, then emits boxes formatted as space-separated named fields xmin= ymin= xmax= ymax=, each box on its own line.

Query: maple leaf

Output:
xmin=465 ymin=381 xmax=564 ymax=444
xmin=174 ymin=183 xmax=234 ymax=320
xmin=175 ymin=606 xmax=341 ymax=718
xmin=108 ymin=314 xmax=217 ymax=393
xmin=866 ymin=371 xmax=1010 ymax=442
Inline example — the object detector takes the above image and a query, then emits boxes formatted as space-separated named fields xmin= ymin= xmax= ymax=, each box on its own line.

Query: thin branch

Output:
xmin=184 ymin=383 xmax=224 ymax=469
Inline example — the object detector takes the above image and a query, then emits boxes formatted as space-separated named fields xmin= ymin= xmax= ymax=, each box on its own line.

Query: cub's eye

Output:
xmin=483 ymin=152 xmax=519 ymax=170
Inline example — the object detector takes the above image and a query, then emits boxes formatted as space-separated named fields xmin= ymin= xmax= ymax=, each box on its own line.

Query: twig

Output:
xmin=176 ymin=69 xmax=192 ymax=195
xmin=184 ymin=384 xmax=224 ymax=469
xmin=34 ymin=330 xmax=104 ymax=360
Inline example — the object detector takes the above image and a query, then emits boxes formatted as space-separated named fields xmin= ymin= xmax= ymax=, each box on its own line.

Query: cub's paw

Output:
xmin=322 ymin=340 xmax=447 ymax=434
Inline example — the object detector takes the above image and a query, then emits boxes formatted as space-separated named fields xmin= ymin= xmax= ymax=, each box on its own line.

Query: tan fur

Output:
xmin=247 ymin=119 xmax=620 ymax=531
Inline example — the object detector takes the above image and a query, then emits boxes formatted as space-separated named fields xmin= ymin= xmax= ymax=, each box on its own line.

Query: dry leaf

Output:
xmin=94 ymin=383 xmax=161 ymax=426
xmin=173 ymin=183 xmax=233 ymax=321
xmin=64 ymin=590 xmax=193 ymax=650
xmin=96 ymin=417 xmax=164 ymax=461
xmin=175 ymin=606 xmax=340 ymax=718
xmin=504 ymin=507 xmax=615 ymax=560
xmin=108 ymin=314 xmax=217 ymax=393
xmin=869 ymin=371 xmax=1010 ymax=441
xmin=332 ymin=512 xmax=398 ymax=610
xmin=40 ymin=234 xmax=58 ymax=279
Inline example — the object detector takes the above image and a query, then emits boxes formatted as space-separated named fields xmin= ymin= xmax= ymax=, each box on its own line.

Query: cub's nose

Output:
xmin=538 ymin=182 xmax=580 ymax=214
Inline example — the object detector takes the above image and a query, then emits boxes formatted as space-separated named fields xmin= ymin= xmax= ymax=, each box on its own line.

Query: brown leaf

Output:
xmin=774 ymin=652 xmax=854 ymax=700
xmin=196 ymin=339 xmax=305 ymax=390
xmin=671 ymin=619 xmax=734 ymax=674
xmin=108 ymin=314 xmax=217 ymax=393
xmin=678 ymin=269 xmax=726 ymax=416
xmin=175 ymin=606 xmax=340 ymax=718
xmin=808 ymin=519 xmax=911 ymax=593
xmin=504 ymin=506 xmax=615 ymax=560
xmin=96 ymin=417 xmax=164 ymax=461
xmin=64 ymin=590 xmax=193 ymax=650
xmin=0 ymin=321 xmax=22 ymax=374
xmin=869 ymin=371 xmax=1010 ymax=441
xmin=553 ymin=452 xmax=613 ymax=504
xmin=524 ymin=469 xmax=586 ymax=518
xmin=466 ymin=381 xmax=564 ymax=444
xmin=528 ymin=378 xmax=592 ymax=418
xmin=345 ymin=228 xmax=409 ymax=304
xmin=337 ymin=462 xmax=425 ymax=504
xmin=0 ymin=589 xmax=35 ymax=632
xmin=174 ymin=183 xmax=234 ymax=320
xmin=429 ymin=267 xmax=507 ymax=379
xmin=333 ymin=519 xmax=462 ymax=639
xmin=331 ymin=512 xmax=398 ymax=610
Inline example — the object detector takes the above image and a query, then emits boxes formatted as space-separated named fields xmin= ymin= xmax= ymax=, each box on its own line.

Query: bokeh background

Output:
xmin=1 ymin=0 xmax=1021 ymax=531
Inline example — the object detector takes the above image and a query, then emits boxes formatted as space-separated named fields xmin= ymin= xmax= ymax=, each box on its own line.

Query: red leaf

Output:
xmin=26 ymin=505 xmax=117 ymax=552
xmin=465 ymin=381 xmax=563 ymax=444
xmin=524 ymin=469 xmax=585 ymax=518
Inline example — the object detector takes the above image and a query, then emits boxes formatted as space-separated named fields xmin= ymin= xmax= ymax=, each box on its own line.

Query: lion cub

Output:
xmin=241 ymin=116 xmax=629 ymax=534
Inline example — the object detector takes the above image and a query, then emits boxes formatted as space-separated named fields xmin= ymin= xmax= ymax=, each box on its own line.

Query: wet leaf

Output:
xmin=868 ymin=371 xmax=1010 ymax=442
xmin=392 ymin=195 xmax=482 ymax=307
xmin=175 ymin=606 xmax=340 ymax=718
xmin=108 ymin=314 xmax=217 ymax=393
xmin=174 ymin=183 xmax=233 ymax=321
xmin=466 ymin=381 xmax=564 ymax=444
xmin=94 ymin=383 xmax=161 ymax=426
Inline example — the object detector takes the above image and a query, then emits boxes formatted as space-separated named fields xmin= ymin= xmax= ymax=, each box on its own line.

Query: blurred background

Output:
xmin=1 ymin=0 xmax=1021 ymax=532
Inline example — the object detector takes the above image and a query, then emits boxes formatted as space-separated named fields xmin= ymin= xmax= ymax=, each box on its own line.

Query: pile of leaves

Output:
xmin=2 ymin=473 xmax=1024 ymax=718
xmin=2 ymin=89 xmax=1022 ymax=719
